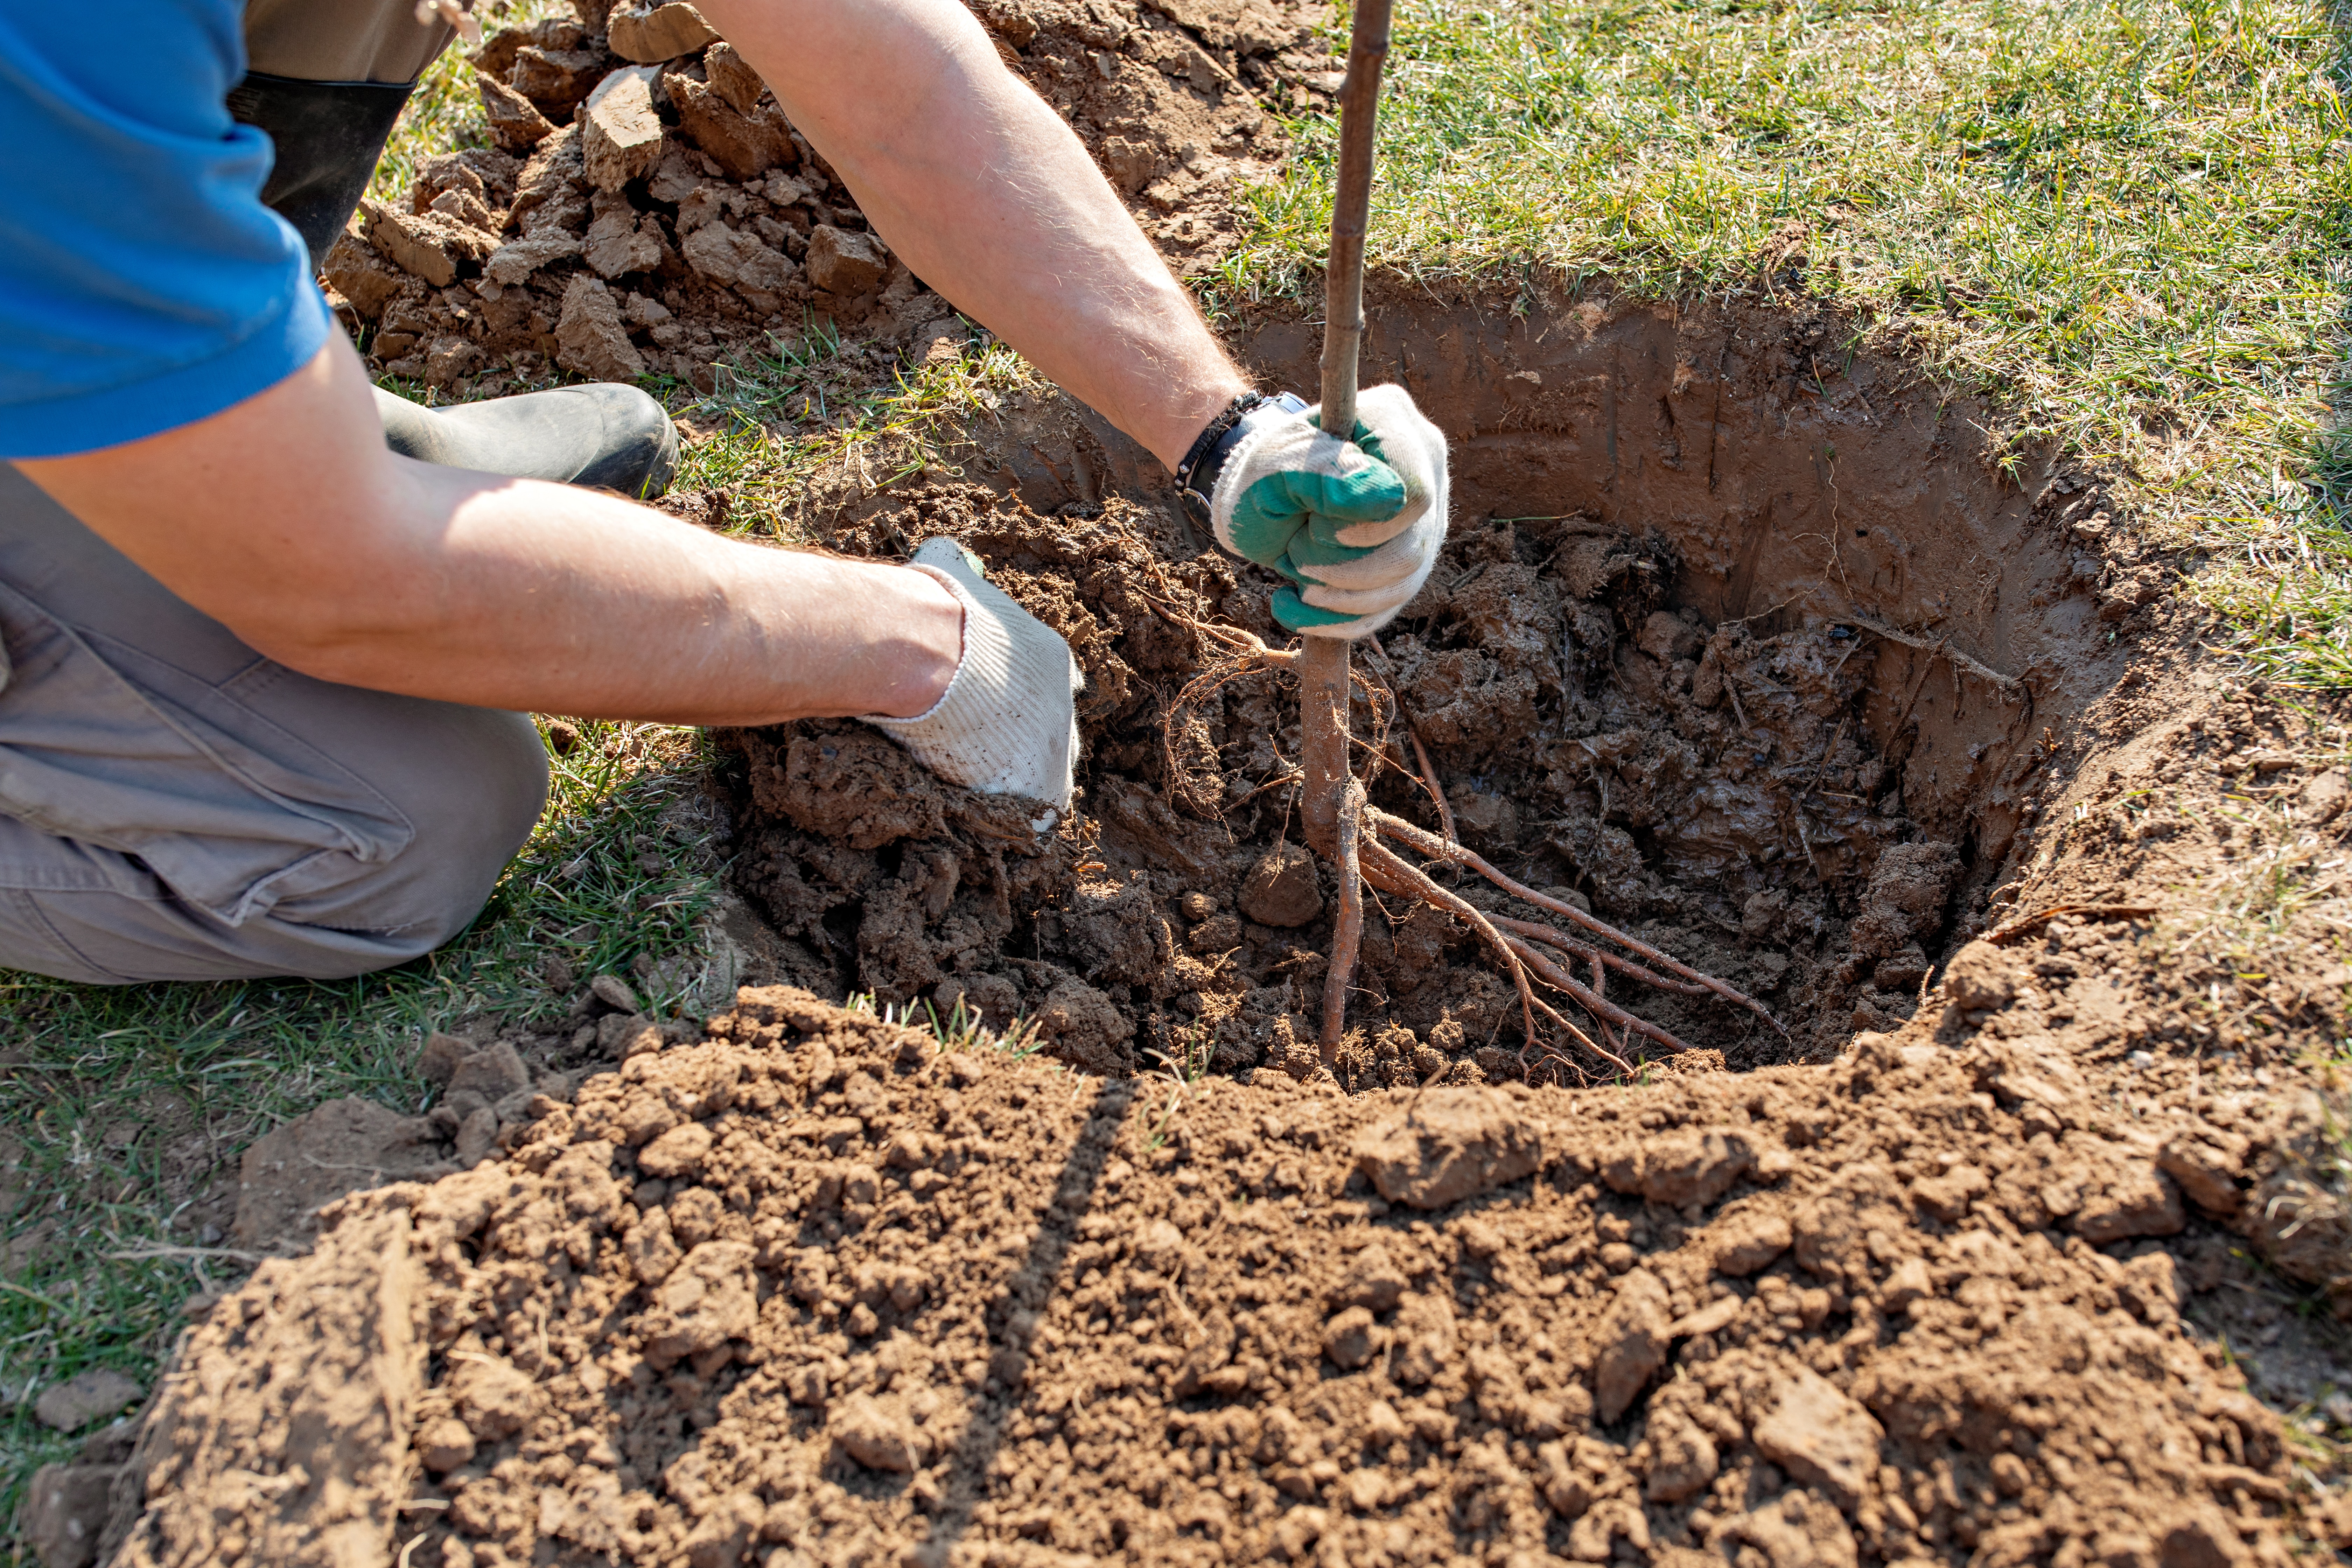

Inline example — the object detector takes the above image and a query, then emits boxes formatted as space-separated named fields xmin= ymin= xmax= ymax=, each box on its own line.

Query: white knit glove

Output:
xmin=1209 ymin=384 xmax=1449 ymax=638
xmin=861 ymin=539 xmax=1082 ymax=830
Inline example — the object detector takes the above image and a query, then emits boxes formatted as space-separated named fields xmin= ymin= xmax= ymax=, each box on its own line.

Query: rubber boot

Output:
xmin=373 ymin=385 xmax=681 ymax=499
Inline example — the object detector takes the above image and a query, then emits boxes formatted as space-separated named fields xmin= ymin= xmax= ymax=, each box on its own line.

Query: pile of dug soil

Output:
xmin=98 ymin=983 xmax=2334 ymax=1567
xmin=324 ymin=0 xmax=1325 ymax=394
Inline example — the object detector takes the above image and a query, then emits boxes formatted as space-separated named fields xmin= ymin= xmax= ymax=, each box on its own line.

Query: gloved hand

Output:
xmin=861 ymin=539 xmax=1083 ymax=831
xmin=1209 ymin=383 xmax=1449 ymax=638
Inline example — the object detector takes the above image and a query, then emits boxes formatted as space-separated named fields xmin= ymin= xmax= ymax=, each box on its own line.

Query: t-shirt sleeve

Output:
xmin=0 ymin=0 xmax=336 ymax=460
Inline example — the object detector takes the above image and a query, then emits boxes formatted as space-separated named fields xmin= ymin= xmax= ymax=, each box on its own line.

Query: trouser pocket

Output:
xmin=0 ymin=579 xmax=415 ymax=926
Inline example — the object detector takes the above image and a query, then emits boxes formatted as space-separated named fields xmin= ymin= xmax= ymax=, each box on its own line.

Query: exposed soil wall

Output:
xmin=99 ymin=986 xmax=2328 ymax=1568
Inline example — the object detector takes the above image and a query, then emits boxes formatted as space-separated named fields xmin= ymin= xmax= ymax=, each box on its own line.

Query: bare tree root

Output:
xmin=1159 ymin=630 xmax=1297 ymax=816
xmin=1358 ymin=837 xmax=1542 ymax=1049
xmin=1368 ymin=811 xmax=1787 ymax=1038
xmin=1499 ymin=932 xmax=1694 ymax=1058
xmin=1491 ymin=916 xmax=1714 ymax=996
xmin=1407 ymin=729 xmax=1458 ymax=844
xmin=1320 ymin=776 xmax=1367 ymax=1062
xmin=1153 ymin=611 xmax=1774 ymax=1084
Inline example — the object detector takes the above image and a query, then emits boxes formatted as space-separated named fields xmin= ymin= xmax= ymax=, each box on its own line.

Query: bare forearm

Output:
xmin=284 ymin=464 xmax=959 ymax=723
xmin=705 ymin=0 xmax=1250 ymax=468
xmin=18 ymin=343 xmax=960 ymax=724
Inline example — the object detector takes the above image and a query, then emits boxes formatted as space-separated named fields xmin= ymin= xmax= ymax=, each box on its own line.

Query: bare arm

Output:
xmin=18 ymin=0 xmax=1244 ymax=720
xmin=15 ymin=339 xmax=962 ymax=724
xmin=699 ymin=0 xmax=1253 ymax=469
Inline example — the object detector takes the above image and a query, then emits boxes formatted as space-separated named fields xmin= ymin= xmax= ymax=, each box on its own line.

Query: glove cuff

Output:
xmin=1181 ymin=391 xmax=1306 ymax=531
xmin=860 ymin=564 xmax=1010 ymax=731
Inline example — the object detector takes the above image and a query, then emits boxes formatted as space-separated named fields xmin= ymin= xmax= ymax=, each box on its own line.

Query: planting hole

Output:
xmin=720 ymin=286 xmax=2127 ymax=1083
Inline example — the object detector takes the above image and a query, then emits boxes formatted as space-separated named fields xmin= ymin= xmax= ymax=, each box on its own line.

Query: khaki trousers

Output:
xmin=0 ymin=465 xmax=547 ymax=983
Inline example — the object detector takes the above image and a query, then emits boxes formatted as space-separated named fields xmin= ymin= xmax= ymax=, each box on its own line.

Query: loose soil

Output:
xmin=717 ymin=284 xmax=2156 ymax=1091
xmin=326 ymin=0 xmax=1328 ymax=393
xmin=97 ymin=988 xmax=2346 ymax=1568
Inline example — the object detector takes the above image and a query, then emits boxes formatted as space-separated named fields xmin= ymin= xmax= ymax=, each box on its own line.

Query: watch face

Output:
xmin=1180 ymin=488 xmax=1213 ymax=527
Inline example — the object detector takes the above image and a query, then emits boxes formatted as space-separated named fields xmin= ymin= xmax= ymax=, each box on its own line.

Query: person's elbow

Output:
xmin=204 ymin=509 xmax=460 ymax=692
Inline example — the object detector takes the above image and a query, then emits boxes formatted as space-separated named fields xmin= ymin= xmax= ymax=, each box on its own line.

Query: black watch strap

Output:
xmin=1176 ymin=391 xmax=1307 ymax=528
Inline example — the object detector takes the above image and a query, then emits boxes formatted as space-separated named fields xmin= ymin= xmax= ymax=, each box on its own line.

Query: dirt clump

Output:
xmin=228 ymin=1022 xmax=691 ymax=1255
xmin=718 ymin=476 xmax=1960 ymax=1085
xmin=324 ymin=0 xmax=1326 ymax=393
xmin=100 ymin=985 xmax=2324 ymax=1567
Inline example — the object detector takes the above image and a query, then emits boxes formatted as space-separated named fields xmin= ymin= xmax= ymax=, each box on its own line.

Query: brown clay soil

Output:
xmin=98 ymin=988 xmax=2349 ymax=1568
xmin=327 ymin=0 xmax=1326 ymax=393
xmin=54 ymin=2 xmax=2352 ymax=1564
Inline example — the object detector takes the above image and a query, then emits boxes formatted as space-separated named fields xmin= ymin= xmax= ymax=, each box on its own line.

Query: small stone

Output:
xmin=607 ymin=0 xmax=719 ymax=62
xmin=33 ymin=1369 xmax=143 ymax=1433
xmin=416 ymin=1415 xmax=477 ymax=1473
xmin=418 ymin=1031 xmax=473 ymax=1088
xmin=590 ymin=973 xmax=642 ymax=1012
xmin=1239 ymin=842 xmax=1323 ymax=928
xmin=805 ymin=224 xmax=890 ymax=296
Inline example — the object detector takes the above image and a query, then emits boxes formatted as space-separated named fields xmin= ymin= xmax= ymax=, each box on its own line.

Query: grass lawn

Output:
xmin=3 ymin=0 xmax=2347 ymax=1542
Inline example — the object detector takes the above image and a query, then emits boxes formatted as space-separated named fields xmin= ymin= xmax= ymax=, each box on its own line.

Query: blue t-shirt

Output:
xmin=0 ymin=0 xmax=334 ymax=460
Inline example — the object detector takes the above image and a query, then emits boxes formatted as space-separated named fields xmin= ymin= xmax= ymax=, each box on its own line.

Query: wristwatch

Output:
xmin=1175 ymin=390 xmax=1308 ymax=529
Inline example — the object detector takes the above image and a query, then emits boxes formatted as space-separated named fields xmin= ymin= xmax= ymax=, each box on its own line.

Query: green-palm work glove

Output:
xmin=1208 ymin=384 xmax=1449 ymax=637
